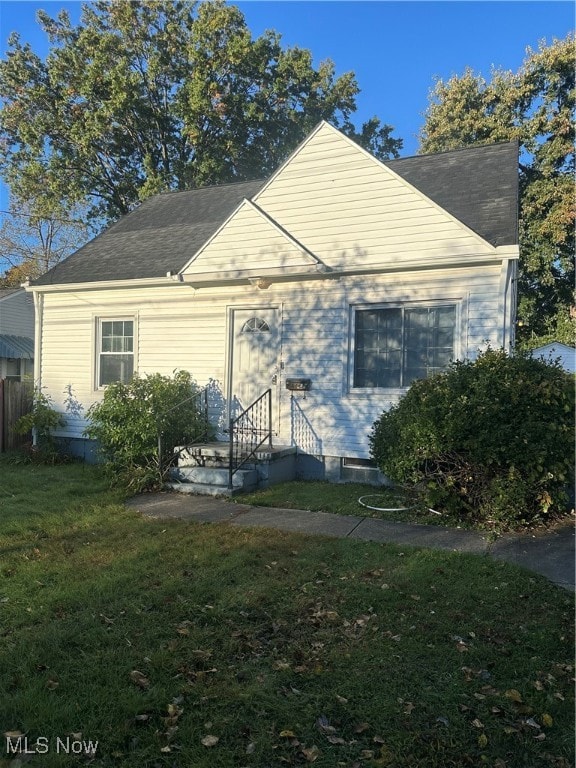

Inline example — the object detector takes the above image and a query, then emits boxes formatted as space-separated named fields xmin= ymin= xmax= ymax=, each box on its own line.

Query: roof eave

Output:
xmin=26 ymin=275 xmax=182 ymax=293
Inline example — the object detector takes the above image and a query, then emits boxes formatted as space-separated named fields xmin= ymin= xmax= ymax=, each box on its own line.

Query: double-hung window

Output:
xmin=353 ymin=304 xmax=456 ymax=389
xmin=97 ymin=319 xmax=134 ymax=387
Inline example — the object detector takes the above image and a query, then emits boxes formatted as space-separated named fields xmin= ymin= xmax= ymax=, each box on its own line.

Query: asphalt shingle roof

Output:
xmin=386 ymin=141 xmax=518 ymax=248
xmin=32 ymin=139 xmax=518 ymax=287
xmin=34 ymin=180 xmax=264 ymax=286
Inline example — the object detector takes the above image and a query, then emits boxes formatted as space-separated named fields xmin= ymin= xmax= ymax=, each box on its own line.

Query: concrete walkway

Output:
xmin=127 ymin=492 xmax=575 ymax=591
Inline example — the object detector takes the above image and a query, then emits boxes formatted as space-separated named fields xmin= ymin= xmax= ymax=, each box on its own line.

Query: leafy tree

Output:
xmin=419 ymin=35 xmax=575 ymax=348
xmin=0 ymin=0 xmax=401 ymax=226
xmin=0 ymin=198 xmax=90 ymax=285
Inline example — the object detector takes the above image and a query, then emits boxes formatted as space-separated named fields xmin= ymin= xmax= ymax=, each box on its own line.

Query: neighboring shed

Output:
xmin=531 ymin=342 xmax=576 ymax=373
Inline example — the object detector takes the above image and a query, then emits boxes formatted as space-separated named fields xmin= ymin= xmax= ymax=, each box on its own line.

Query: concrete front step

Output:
xmin=165 ymin=481 xmax=241 ymax=498
xmin=176 ymin=442 xmax=296 ymax=468
xmin=172 ymin=466 xmax=258 ymax=489
xmin=170 ymin=443 xmax=297 ymax=495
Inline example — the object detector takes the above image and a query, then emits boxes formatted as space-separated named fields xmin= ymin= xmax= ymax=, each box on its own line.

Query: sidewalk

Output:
xmin=127 ymin=492 xmax=575 ymax=591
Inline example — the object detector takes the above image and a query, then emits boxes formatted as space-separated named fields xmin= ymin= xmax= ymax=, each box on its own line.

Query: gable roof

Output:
xmin=32 ymin=125 xmax=518 ymax=287
xmin=387 ymin=141 xmax=518 ymax=247
xmin=33 ymin=180 xmax=264 ymax=286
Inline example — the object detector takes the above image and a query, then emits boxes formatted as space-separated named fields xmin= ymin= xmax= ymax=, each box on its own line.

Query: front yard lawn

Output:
xmin=0 ymin=459 xmax=574 ymax=767
xmin=240 ymin=481 xmax=444 ymax=526
xmin=240 ymin=480 xmax=575 ymax=533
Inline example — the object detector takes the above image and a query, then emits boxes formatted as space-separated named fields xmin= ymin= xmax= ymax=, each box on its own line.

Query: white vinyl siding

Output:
xmin=36 ymin=261 xmax=503 ymax=452
xmin=253 ymin=123 xmax=494 ymax=271
xmin=181 ymin=123 xmax=496 ymax=281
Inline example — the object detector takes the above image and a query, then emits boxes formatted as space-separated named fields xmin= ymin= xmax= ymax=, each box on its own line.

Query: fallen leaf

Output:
xmin=524 ymin=717 xmax=540 ymax=729
xmin=504 ymin=689 xmax=523 ymax=703
xmin=478 ymin=733 xmax=488 ymax=748
xmin=130 ymin=670 xmax=150 ymax=689
xmin=301 ymin=745 xmax=320 ymax=762
xmin=246 ymin=742 xmax=256 ymax=754
xmin=335 ymin=694 xmax=348 ymax=705
xmin=46 ymin=679 xmax=59 ymax=690
xmin=471 ymin=718 xmax=484 ymax=729
xmin=541 ymin=713 xmax=553 ymax=727
xmin=326 ymin=735 xmax=346 ymax=745
xmin=201 ymin=735 xmax=219 ymax=747
xmin=354 ymin=722 xmax=370 ymax=734
xmin=280 ymin=730 xmax=296 ymax=738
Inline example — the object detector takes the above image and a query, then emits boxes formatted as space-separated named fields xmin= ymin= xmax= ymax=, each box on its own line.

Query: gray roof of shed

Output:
xmin=33 ymin=140 xmax=518 ymax=287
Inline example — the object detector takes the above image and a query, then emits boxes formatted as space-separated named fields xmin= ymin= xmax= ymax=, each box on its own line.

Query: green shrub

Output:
xmin=85 ymin=371 xmax=209 ymax=491
xmin=14 ymin=388 xmax=68 ymax=463
xmin=369 ymin=349 xmax=575 ymax=530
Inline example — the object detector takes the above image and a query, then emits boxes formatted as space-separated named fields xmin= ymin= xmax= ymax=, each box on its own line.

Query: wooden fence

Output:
xmin=0 ymin=379 xmax=33 ymax=452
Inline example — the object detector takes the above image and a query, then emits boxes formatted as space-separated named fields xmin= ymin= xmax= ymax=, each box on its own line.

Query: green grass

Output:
xmin=239 ymin=480 xmax=575 ymax=533
xmin=0 ymin=459 xmax=574 ymax=767
xmin=240 ymin=481 xmax=451 ymax=526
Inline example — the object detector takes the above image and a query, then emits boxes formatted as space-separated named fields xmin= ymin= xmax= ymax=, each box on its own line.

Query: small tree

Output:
xmin=85 ymin=370 xmax=208 ymax=491
xmin=369 ymin=349 xmax=574 ymax=530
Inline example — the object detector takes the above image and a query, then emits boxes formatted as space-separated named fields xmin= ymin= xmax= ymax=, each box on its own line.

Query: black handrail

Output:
xmin=228 ymin=389 xmax=272 ymax=490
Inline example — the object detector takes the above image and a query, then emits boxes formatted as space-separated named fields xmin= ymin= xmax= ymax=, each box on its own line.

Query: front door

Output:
xmin=229 ymin=307 xmax=280 ymax=430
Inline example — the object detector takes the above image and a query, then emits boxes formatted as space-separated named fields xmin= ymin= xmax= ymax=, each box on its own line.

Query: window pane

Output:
xmin=404 ymin=306 xmax=455 ymax=383
xmin=99 ymin=354 xmax=133 ymax=386
xmin=354 ymin=308 xmax=402 ymax=387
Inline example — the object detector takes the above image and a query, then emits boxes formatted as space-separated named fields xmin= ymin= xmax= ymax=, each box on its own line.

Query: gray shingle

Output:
xmin=33 ymin=180 xmax=264 ymax=285
xmin=385 ymin=141 xmax=519 ymax=247
xmin=32 ymin=139 xmax=518 ymax=287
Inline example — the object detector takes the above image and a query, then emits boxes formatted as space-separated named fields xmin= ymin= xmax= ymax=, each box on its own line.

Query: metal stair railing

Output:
xmin=228 ymin=389 xmax=272 ymax=490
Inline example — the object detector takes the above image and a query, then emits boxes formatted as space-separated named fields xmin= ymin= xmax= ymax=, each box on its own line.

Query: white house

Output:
xmin=0 ymin=288 xmax=34 ymax=381
xmin=26 ymin=122 xmax=519 ymax=483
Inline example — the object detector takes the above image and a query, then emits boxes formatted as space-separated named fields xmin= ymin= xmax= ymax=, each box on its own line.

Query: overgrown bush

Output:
xmin=85 ymin=371 xmax=209 ymax=491
xmin=369 ymin=349 xmax=575 ymax=530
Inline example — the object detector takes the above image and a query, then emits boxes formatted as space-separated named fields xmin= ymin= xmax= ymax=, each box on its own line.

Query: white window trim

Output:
xmin=348 ymin=299 xmax=463 ymax=394
xmin=93 ymin=315 xmax=138 ymax=391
